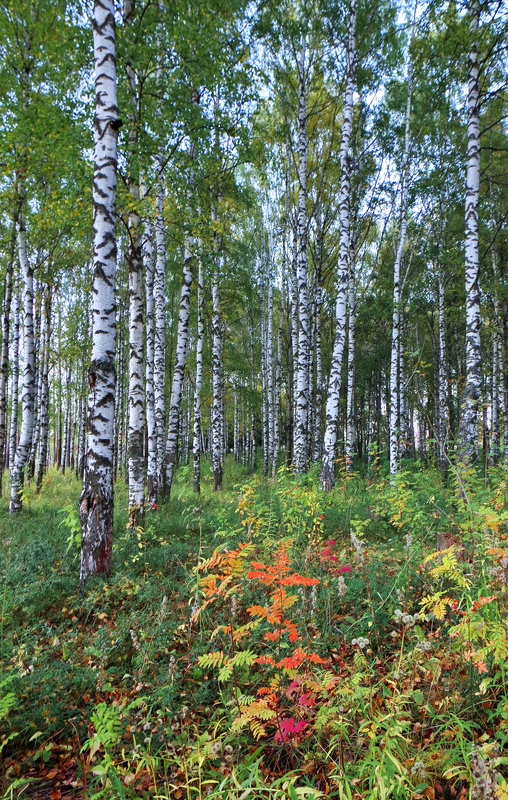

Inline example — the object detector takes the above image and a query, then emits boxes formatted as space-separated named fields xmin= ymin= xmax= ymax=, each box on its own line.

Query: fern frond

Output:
xmin=197 ymin=651 xmax=225 ymax=669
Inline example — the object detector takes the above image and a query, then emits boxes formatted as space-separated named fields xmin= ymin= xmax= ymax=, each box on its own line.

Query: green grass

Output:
xmin=0 ymin=458 xmax=507 ymax=798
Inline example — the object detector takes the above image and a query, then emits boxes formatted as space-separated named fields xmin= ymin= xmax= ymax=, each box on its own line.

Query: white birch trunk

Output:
xmin=389 ymin=45 xmax=412 ymax=476
xmin=154 ymin=179 xmax=166 ymax=492
xmin=9 ymin=209 xmax=35 ymax=513
xmin=459 ymin=0 xmax=482 ymax=461
xmin=36 ymin=291 xmax=51 ymax=491
xmin=311 ymin=212 xmax=323 ymax=464
xmin=163 ymin=241 xmax=193 ymax=496
xmin=294 ymin=38 xmax=310 ymax=473
xmin=312 ymin=284 xmax=323 ymax=464
xmin=0 ymin=249 xmax=13 ymax=490
xmin=127 ymin=209 xmax=145 ymax=527
xmin=272 ymin=292 xmax=283 ymax=476
xmin=321 ymin=0 xmax=357 ymax=490
xmin=345 ymin=259 xmax=356 ymax=471
xmin=266 ymin=229 xmax=274 ymax=464
xmin=212 ymin=249 xmax=223 ymax=490
xmin=79 ymin=0 xmax=118 ymax=581
xmin=143 ymin=212 xmax=157 ymax=502
xmin=260 ymin=253 xmax=269 ymax=475
xmin=27 ymin=286 xmax=42 ymax=480
xmin=60 ymin=367 xmax=71 ymax=474
xmin=124 ymin=9 xmax=145 ymax=526
xmin=437 ymin=266 xmax=448 ymax=473
xmin=491 ymin=237 xmax=501 ymax=463
xmin=75 ymin=386 xmax=86 ymax=482
xmin=249 ymin=321 xmax=257 ymax=473
xmin=193 ymin=257 xmax=204 ymax=492
xmin=9 ymin=294 xmax=20 ymax=474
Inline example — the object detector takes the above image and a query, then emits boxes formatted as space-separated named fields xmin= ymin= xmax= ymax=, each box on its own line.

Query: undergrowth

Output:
xmin=0 ymin=457 xmax=507 ymax=799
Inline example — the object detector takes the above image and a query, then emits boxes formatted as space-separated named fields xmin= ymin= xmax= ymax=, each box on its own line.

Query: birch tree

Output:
xmin=0 ymin=226 xmax=14 ymax=493
xmin=193 ymin=256 xmax=204 ymax=492
xmin=154 ymin=176 xmax=167 ymax=494
xmin=79 ymin=0 xmax=119 ymax=582
xmin=389 ymin=40 xmax=412 ymax=477
xmin=458 ymin=0 xmax=482 ymax=462
xmin=211 ymin=215 xmax=223 ymax=490
xmin=144 ymin=211 xmax=157 ymax=503
xmin=8 ymin=294 xmax=20 ymax=474
xmin=9 ymin=207 xmax=35 ymax=513
xmin=294 ymin=36 xmax=310 ymax=473
xmin=163 ymin=238 xmax=193 ymax=496
xmin=321 ymin=0 xmax=357 ymax=490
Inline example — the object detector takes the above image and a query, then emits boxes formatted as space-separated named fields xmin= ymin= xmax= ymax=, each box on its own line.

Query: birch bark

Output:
xmin=458 ymin=0 xmax=482 ymax=461
xmin=272 ymin=290 xmax=283 ymax=476
xmin=260 ymin=253 xmax=269 ymax=475
xmin=266 ymin=228 xmax=275 ymax=464
xmin=164 ymin=241 xmax=193 ymax=495
xmin=211 ymin=233 xmax=223 ymax=490
xmin=124 ymin=0 xmax=145 ymax=527
xmin=0 ymin=237 xmax=14 ymax=491
xmin=9 ymin=294 xmax=20 ymax=474
xmin=321 ymin=0 xmax=357 ymax=490
xmin=143 ymin=212 xmax=157 ymax=502
xmin=79 ymin=0 xmax=118 ymax=582
xmin=9 ymin=206 xmax=35 ymax=513
xmin=491 ymin=237 xmax=501 ymax=463
xmin=437 ymin=262 xmax=448 ymax=474
xmin=154 ymin=178 xmax=167 ymax=491
xmin=294 ymin=37 xmax=310 ymax=473
xmin=345 ymin=257 xmax=356 ymax=471
xmin=35 ymin=289 xmax=50 ymax=491
xmin=389 ymin=44 xmax=412 ymax=476
xmin=193 ymin=257 xmax=204 ymax=492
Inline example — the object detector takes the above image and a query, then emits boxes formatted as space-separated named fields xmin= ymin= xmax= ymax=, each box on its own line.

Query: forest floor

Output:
xmin=0 ymin=458 xmax=507 ymax=800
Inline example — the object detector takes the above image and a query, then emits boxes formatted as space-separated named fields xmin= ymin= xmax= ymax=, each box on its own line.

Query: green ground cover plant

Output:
xmin=0 ymin=457 xmax=507 ymax=799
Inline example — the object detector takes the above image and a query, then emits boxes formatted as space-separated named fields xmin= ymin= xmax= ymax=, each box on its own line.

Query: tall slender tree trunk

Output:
xmin=311 ymin=219 xmax=323 ymax=465
xmin=33 ymin=293 xmax=48 ymax=483
xmin=272 ymin=291 xmax=283 ymax=476
xmin=124 ymin=2 xmax=145 ymax=527
xmin=260 ymin=253 xmax=269 ymax=476
xmin=193 ymin=257 xmax=204 ymax=492
xmin=266 ymin=228 xmax=274 ymax=466
xmin=459 ymin=0 xmax=482 ymax=461
xmin=0 ymin=230 xmax=14 ymax=491
xmin=345 ymin=257 xmax=356 ymax=471
xmin=163 ymin=243 xmax=193 ymax=496
xmin=9 ymin=294 xmax=20 ymax=474
xmin=211 ymin=229 xmax=223 ymax=490
xmin=154 ymin=179 xmax=166 ymax=493
xmin=249 ymin=321 xmax=257 ymax=473
xmin=144 ymin=212 xmax=157 ymax=503
xmin=27 ymin=286 xmax=42 ymax=481
xmin=79 ymin=0 xmax=118 ymax=582
xmin=36 ymin=288 xmax=51 ymax=490
xmin=290 ymin=221 xmax=299 ymax=464
xmin=491 ymin=236 xmax=503 ymax=464
xmin=75 ymin=385 xmax=86 ymax=482
xmin=389 ymin=43 xmax=412 ymax=477
xmin=294 ymin=37 xmax=310 ymax=473
xmin=437 ymin=259 xmax=448 ymax=474
xmin=127 ymin=209 xmax=145 ymax=526
xmin=321 ymin=0 xmax=357 ymax=490
xmin=9 ymin=204 xmax=35 ymax=512
xmin=60 ymin=367 xmax=71 ymax=473
xmin=163 ymin=91 xmax=198 ymax=498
